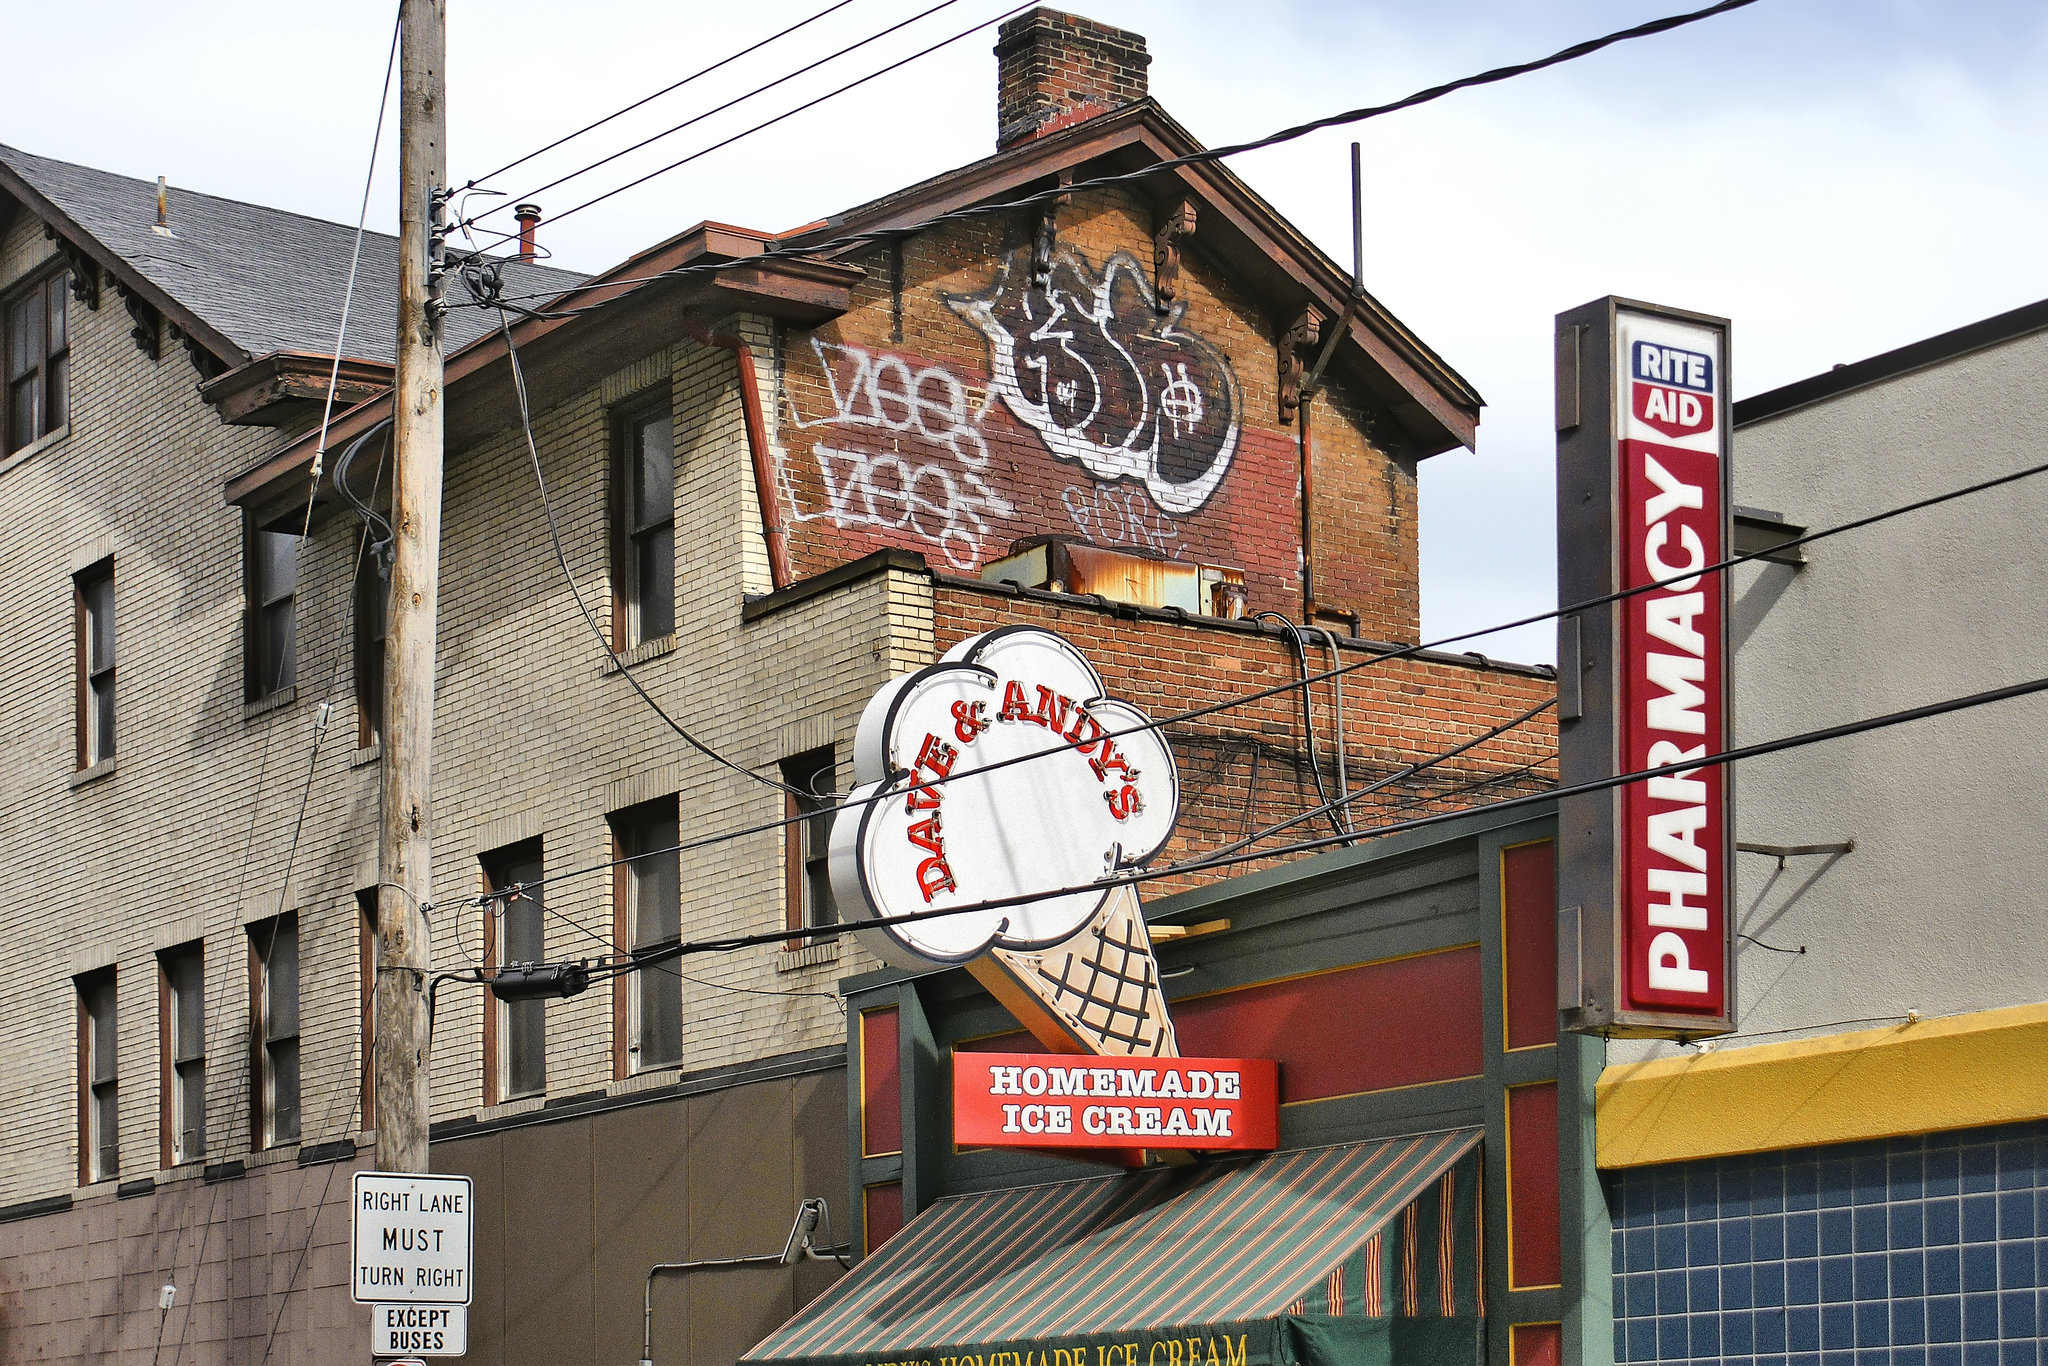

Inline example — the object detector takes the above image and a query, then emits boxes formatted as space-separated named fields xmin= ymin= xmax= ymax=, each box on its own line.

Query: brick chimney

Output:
xmin=995 ymin=9 xmax=1150 ymax=152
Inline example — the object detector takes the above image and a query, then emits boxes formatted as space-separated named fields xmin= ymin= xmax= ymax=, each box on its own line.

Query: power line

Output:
xmin=565 ymin=667 xmax=2048 ymax=985
xmin=452 ymin=444 xmax=2048 ymax=916
xmin=464 ymin=0 xmax=1035 ymax=244
xmin=458 ymin=0 xmax=1763 ymax=308
xmin=466 ymin=0 xmax=991 ymax=234
xmin=161 ymin=21 xmax=401 ymax=1361
xmin=454 ymin=242 xmax=818 ymax=802
xmin=461 ymin=681 xmax=1557 ymax=980
xmin=1204 ymin=697 xmax=1557 ymax=864
xmin=464 ymin=0 xmax=861 ymax=190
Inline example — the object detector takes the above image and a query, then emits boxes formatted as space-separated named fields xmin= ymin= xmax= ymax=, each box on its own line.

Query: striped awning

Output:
xmin=745 ymin=1129 xmax=1482 ymax=1366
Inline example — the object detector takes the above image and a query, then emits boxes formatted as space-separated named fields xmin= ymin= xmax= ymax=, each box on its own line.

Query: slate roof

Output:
xmin=0 ymin=143 xmax=585 ymax=365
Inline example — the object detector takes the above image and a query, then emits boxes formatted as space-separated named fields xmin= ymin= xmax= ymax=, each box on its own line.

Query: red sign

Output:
xmin=952 ymin=1052 xmax=1278 ymax=1152
xmin=1616 ymin=326 xmax=1728 ymax=1022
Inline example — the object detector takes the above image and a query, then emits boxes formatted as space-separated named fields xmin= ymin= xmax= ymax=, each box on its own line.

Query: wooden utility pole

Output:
xmin=376 ymin=0 xmax=447 ymax=1176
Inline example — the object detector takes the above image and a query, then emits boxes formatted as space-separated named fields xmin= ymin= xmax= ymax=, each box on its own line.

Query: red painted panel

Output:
xmin=1508 ymin=1081 xmax=1562 ymax=1289
xmin=1502 ymin=841 xmax=1559 ymax=1050
xmin=1512 ymin=1323 xmax=1563 ymax=1366
xmin=860 ymin=1007 xmax=902 ymax=1158
xmin=864 ymin=1182 xmax=904 ymax=1254
xmin=1173 ymin=946 xmax=1483 ymax=1104
xmin=1618 ymin=430 xmax=1728 ymax=1021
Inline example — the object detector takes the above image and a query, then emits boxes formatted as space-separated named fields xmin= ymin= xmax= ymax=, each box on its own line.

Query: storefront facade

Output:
xmin=1583 ymin=298 xmax=2048 ymax=1365
xmin=750 ymin=801 xmax=1604 ymax=1366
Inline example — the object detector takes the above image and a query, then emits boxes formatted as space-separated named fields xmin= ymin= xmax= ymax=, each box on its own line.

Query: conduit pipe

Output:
xmin=641 ymin=1198 xmax=848 ymax=1366
xmin=688 ymin=321 xmax=792 ymax=590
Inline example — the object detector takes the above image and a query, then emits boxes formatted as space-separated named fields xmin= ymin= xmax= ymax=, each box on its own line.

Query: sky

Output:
xmin=7 ymin=0 xmax=2046 ymax=662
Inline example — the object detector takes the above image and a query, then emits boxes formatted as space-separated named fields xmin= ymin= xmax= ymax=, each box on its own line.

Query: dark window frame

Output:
xmin=248 ymin=915 xmax=300 ymax=1148
xmin=610 ymin=797 xmax=681 ymax=1077
xmin=611 ymin=394 xmax=676 ymax=648
xmin=481 ymin=840 xmax=547 ymax=1103
xmin=244 ymin=514 xmax=303 ymax=703
xmin=76 ymin=967 xmax=117 ymax=1184
xmin=358 ymin=890 xmax=377 ymax=1131
xmin=5 ymin=266 xmax=71 ymax=456
xmin=354 ymin=554 xmax=387 ymax=748
xmin=158 ymin=942 xmax=205 ymax=1166
xmin=73 ymin=557 xmax=115 ymax=768
xmin=782 ymin=748 xmax=839 ymax=950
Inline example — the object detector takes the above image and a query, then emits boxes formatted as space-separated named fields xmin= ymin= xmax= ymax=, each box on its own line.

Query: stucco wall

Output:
xmin=1613 ymin=326 xmax=2048 ymax=1064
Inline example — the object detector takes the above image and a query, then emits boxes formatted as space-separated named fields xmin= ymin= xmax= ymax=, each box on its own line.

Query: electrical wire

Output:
xmin=1304 ymin=623 xmax=1353 ymax=833
xmin=1254 ymin=611 xmax=1345 ymax=838
xmin=458 ymin=440 xmax=2048 ymax=915
xmin=551 ymin=666 xmax=2048 ymax=985
xmin=465 ymin=0 xmax=985 ymax=232
xmin=256 ymin=1084 xmax=364 ymax=1366
xmin=454 ymin=241 xmax=818 ymax=802
xmin=458 ymin=0 xmax=1762 ymax=307
xmin=521 ymin=699 xmax=1556 ymax=989
xmin=463 ymin=0 xmax=861 ymax=191
xmin=161 ymin=25 xmax=400 ymax=1360
xmin=463 ymin=0 xmax=1037 ymax=244
xmin=1201 ymin=697 xmax=1556 ymax=866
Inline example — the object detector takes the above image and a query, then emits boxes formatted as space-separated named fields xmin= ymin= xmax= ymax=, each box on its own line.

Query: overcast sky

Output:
xmin=9 ymin=0 xmax=2046 ymax=662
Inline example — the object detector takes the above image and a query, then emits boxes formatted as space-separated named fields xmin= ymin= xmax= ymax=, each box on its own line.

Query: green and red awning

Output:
xmin=744 ymin=1130 xmax=1484 ymax=1366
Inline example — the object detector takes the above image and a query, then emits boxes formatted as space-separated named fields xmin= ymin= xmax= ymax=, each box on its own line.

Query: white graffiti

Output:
xmin=1061 ymin=484 xmax=1182 ymax=556
xmin=948 ymin=249 xmax=1242 ymax=514
xmin=782 ymin=339 xmax=1015 ymax=570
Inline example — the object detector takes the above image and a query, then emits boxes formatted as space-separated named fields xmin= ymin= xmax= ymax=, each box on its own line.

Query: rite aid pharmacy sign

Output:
xmin=351 ymin=1171 xmax=473 ymax=1305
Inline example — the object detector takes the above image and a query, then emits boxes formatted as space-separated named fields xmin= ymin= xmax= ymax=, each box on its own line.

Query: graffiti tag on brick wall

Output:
xmin=1061 ymin=483 xmax=1181 ymax=556
xmin=949 ymin=248 xmax=1241 ymax=515
xmin=782 ymin=339 xmax=1015 ymax=569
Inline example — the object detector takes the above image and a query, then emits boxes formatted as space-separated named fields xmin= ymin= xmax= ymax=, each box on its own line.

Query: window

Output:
xmin=614 ymin=401 xmax=675 ymax=645
xmin=160 ymin=943 xmax=205 ymax=1165
xmin=354 ymin=557 xmax=387 ymax=747
xmin=482 ymin=841 xmax=547 ymax=1101
xmin=783 ymin=748 xmax=839 ymax=947
xmin=250 ymin=916 xmax=300 ymax=1146
xmin=358 ymin=890 xmax=377 ymax=1128
xmin=612 ymin=799 xmax=680 ymax=1074
xmin=74 ymin=559 xmax=115 ymax=767
xmin=5 ymin=268 xmax=69 ymax=454
xmin=76 ymin=968 xmax=117 ymax=1183
xmin=246 ymin=516 xmax=302 ymax=701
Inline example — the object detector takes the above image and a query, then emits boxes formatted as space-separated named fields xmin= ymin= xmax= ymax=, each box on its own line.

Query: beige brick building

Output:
xmin=0 ymin=11 xmax=1556 ymax=1364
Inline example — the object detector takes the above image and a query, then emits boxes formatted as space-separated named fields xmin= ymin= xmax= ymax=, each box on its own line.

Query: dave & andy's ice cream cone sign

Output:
xmin=830 ymin=627 xmax=1277 ymax=1163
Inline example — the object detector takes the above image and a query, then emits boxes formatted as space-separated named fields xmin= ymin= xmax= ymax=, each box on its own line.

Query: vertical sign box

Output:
xmin=1555 ymin=298 xmax=1734 ymax=1038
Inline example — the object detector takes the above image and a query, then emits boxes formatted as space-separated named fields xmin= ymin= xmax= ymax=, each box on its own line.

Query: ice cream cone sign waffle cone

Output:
xmin=830 ymin=627 xmax=1181 ymax=1059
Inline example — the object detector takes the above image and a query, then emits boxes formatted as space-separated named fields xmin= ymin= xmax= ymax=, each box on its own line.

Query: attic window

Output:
xmin=5 ymin=267 xmax=70 ymax=454
xmin=981 ymin=538 xmax=1247 ymax=619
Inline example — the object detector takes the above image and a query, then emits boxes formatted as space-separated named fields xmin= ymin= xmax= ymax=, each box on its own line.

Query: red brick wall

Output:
xmin=933 ymin=580 xmax=1556 ymax=897
xmin=770 ymin=185 xmax=1424 ymax=639
xmin=994 ymin=10 xmax=1151 ymax=150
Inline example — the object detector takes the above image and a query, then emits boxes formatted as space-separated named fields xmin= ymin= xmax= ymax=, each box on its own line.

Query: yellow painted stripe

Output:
xmin=1597 ymin=1000 xmax=2048 ymax=1168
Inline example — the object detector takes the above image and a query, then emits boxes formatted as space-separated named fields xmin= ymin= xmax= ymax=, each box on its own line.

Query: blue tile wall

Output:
xmin=1611 ymin=1119 xmax=2048 ymax=1366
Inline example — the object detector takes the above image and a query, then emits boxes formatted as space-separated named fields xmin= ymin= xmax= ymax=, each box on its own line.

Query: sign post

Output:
xmin=352 ymin=1171 xmax=473 ymax=1358
xmin=1554 ymin=297 xmax=1735 ymax=1039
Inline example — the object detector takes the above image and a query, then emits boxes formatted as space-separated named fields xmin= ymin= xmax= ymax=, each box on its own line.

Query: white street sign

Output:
xmin=372 ymin=1303 xmax=467 ymax=1357
xmin=351 ymin=1172 xmax=473 ymax=1305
